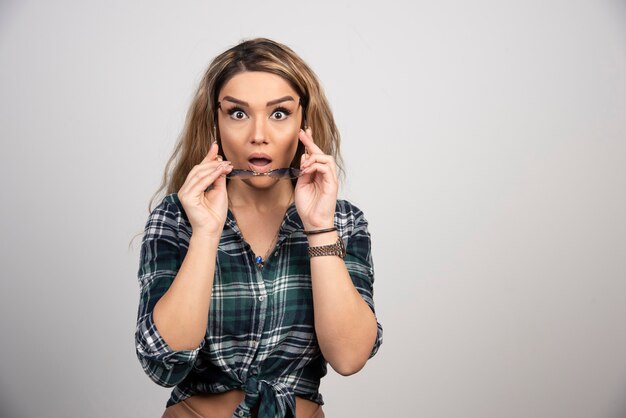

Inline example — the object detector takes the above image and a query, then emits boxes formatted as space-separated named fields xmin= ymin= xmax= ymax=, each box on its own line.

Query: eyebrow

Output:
xmin=221 ymin=95 xmax=296 ymax=107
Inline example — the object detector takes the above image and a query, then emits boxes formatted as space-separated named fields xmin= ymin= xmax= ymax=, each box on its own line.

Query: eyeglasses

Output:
xmin=225 ymin=167 xmax=302 ymax=179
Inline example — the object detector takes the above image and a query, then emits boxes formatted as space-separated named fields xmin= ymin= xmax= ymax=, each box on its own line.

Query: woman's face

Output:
xmin=217 ymin=71 xmax=303 ymax=187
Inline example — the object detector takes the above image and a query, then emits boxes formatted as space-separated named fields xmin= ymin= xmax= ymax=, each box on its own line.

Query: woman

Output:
xmin=135 ymin=38 xmax=383 ymax=418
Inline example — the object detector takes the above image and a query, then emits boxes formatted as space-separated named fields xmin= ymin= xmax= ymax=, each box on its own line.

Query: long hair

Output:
xmin=129 ymin=38 xmax=342 ymax=248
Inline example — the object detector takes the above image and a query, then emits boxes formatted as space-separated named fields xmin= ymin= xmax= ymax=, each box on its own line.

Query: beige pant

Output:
xmin=161 ymin=395 xmax=325 ymax=418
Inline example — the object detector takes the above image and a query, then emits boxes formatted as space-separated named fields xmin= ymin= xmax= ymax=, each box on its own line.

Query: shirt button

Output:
xmin=258 ymin=295 xmax=265 ymax=301
xmin=274 ymin=251 xmax=279 ymax=257
xmin=238 ymin=411 xmax=244 ymax=417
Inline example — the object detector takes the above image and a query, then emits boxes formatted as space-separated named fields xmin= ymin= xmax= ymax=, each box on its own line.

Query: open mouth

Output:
xmin=248 ymin=154 xmax=273 ymax=173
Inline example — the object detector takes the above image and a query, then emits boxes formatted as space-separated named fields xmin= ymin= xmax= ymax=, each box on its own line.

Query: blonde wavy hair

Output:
xmin=129 ymin=38 xmax=342 ymax=248
xmin=124 ymin=38 xmax=344 ymax=248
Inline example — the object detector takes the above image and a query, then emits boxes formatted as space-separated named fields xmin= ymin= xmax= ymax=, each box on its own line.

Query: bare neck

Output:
xmin=227 ymin=180 xmax=294 ymax=213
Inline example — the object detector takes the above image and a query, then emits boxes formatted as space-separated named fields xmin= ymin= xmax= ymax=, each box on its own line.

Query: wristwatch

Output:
xmin=308 ymin=237 xmax=346 ymax=259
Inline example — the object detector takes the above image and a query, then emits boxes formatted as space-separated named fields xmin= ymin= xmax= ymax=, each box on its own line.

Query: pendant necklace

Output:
xmin=253 ymin=227 xmax=281 ymax=269
xmin=228 ymin=192 xmax=293 ymax=269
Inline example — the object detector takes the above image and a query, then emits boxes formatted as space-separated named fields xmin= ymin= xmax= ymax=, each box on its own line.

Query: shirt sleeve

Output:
xmin=340 ymin=202 xmax=383 ymax=359
xmin=135 ymin=197 xmax=205 ymax=387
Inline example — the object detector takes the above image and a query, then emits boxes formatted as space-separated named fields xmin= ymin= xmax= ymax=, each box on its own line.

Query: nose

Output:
xmin=250 ymin=115 xmax=268 ymax=145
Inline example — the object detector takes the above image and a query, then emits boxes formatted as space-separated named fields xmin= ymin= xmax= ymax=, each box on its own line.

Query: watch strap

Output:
xmin=308 ymin=237 xmax=346 ymax=259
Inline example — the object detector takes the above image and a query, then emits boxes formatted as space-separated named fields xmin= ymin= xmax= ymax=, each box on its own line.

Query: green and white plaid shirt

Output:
xmin=135 ymin=193 xmax=383 ymax=418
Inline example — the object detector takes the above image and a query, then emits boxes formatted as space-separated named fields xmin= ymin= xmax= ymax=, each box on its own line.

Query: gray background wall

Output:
xmin=1 ymin=1 xmax=625 ymax=417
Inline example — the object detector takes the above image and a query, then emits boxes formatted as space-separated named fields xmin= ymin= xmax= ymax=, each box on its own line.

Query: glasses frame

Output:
xmin=225 ymin=167 xmax=302 ymax=180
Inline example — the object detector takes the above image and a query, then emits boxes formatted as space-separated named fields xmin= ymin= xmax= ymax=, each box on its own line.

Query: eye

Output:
xmin=226 ymin=107 xmax=248 ymax=120
xmin=270 ymin=107 xmax=292 ymax=121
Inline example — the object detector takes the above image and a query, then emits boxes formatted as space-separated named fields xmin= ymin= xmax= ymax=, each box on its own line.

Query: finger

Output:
xmin=201 ymin=141 xmax=220 ymax=164
xmin=300 ymin=153 xmax=336 ymax=176
xmin=183 ymin=160 xmax=231 ymax=188
xmin=211 ymin=165 xmax=228 ymax=191
xmin=300 ymin=162 xmax=336 ymax=183
xmin=191 ymin=162 xmax=231 ymax=180
xmin=194 ymin=159 xmax=230 ymax=172
xmin=181 ymin=163 xmax=232 ymax=195
xmin=298 ymin=129 xmax=324 ymax=155
xmin=198 ymin=164 xmax=232 ymax=194
xmin=300 ymin=153 xmax=334 ymax=167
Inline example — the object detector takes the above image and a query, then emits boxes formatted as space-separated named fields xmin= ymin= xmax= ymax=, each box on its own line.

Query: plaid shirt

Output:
xmin=135 ymin=193 xmax=383 ymax=418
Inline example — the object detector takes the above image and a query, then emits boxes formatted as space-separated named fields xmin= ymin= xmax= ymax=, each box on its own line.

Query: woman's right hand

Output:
xmin=177 ymin=142 xmax=232 ymax=237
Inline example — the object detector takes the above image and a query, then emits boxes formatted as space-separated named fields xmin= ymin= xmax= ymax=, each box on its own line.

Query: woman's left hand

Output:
xmin=295 ymin=127 xmax=338 ymax=230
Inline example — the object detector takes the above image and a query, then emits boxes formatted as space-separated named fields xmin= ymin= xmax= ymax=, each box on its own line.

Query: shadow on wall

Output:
xmin=0 ymin=392 xmax=25 ymax=418
xmin=611 ymin=396 xmax=626 ymax=418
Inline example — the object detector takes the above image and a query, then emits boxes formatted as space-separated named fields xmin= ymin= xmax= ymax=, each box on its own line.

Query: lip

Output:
xmin=247 ymin=153 xmax=273 ymax=173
